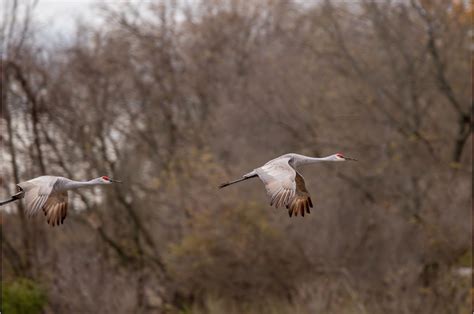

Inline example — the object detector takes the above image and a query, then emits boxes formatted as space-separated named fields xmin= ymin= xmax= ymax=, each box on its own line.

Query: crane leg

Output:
xmin=218 ymin=173 xmax=257 ymax=189
xmin=0 ymin=188 xmax=24 ymax=207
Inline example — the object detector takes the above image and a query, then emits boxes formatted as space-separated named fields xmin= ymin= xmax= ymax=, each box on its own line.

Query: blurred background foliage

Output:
xmin=2 ymin=278 xmax=46 ymax=314
xmin=0 ymin=0 xmax=471 ymax=313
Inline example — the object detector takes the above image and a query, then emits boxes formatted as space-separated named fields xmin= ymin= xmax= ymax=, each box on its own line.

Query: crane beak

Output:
xmin=344 ymin=156 xmax=358 ymax=161
xmin=110 ymin=179 xmax=123 ymax=183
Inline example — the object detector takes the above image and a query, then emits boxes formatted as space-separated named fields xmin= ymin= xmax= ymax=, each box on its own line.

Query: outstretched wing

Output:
xmin=256 ymin=157 xmax=313 ymax=217
xmin=42 ymin=191 xmax=68 ymax=226
xmin=20 ymin=177 xmax=58 ymax=217
xmin=256 ymin=157 xmax=295 ymax=209
xmin=19 ymin=181 xmax=54 ymax=216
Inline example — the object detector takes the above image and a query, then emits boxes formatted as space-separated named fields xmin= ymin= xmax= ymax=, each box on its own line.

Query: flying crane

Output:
xmin=0 ymin=175 xmax=121 ymax=226
xmin=219 ymin=153 xmax=357 ymax=217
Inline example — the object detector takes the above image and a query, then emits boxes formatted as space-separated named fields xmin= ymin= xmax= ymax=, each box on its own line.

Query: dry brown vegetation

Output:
xmin=0 ymin=0 xmax=471 ymax=313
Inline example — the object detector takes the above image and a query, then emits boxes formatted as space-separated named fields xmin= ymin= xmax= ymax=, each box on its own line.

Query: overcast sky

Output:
xmin=34 ymin=0 xmax=100 ymax=39
xmin=31 ymin=0 xmax=321 ymax=41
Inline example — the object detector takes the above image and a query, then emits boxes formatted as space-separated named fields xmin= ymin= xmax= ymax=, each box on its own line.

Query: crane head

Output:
xmin=101 ymin=176 xmax=122 ymax=183
xmin=335 ymin=153 xmax=357 ymax=161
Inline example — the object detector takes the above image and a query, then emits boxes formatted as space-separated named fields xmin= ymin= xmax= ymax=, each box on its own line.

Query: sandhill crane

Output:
xmin=0 ymin=176 xmax=121 ymax=226
xmin=219 ymin=153 xmax=357 ymax=217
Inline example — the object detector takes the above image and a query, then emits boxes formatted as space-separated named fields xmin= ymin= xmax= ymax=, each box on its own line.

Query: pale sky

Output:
xmin=34 ymin=0 xmax=101 ymax=39
xmin=31 ymin=0 xmax=318 ymax=42
xmin=33 ymin=0 xmax=161 ymax=42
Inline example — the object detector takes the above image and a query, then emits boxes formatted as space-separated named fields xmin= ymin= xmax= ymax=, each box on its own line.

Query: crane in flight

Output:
xmin=0 ymin=176 xmax=121 ymax=226
xmin=219 ymin=153 xmax=357 ymax=217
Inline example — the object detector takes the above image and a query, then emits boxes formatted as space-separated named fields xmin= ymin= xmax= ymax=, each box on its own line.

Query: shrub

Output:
xmin=2 ymin=278 xmax=47 ymax=314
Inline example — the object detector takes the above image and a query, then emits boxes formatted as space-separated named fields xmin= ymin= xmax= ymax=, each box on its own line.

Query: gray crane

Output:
xmin=219 ymin=153 xmax=357 ymax=217
xmin=0 ymin=176 xmax=121 ymax=226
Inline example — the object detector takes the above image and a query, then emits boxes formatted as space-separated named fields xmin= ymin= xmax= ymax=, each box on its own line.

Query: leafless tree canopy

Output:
xmin=1 ymin=0 xmax=471 ymax=313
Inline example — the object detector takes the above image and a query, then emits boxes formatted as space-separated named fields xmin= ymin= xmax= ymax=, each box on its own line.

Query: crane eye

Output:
xmin=102 ymin=176 xmax=110 ymax=181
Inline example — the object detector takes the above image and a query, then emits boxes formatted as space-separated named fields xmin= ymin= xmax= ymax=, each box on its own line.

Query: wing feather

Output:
xmin=43 ymin=192 xmax=68 ymax=227
xmin=287 ymin=172 xmax=313 ymax=217
xmin=26 ymin=194 xmax=48 ymax=217
xmin=256 ymin=158 xmax=296 ymax=209
xmin=20 ymin=177 xmax=58 ymax=217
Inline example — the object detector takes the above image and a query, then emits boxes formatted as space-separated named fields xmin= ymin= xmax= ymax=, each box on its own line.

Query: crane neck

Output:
xmin=295 ymin=155 xmax=335 ymax=166
xmin=63 ymin=179 xmax=103 ymax=190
